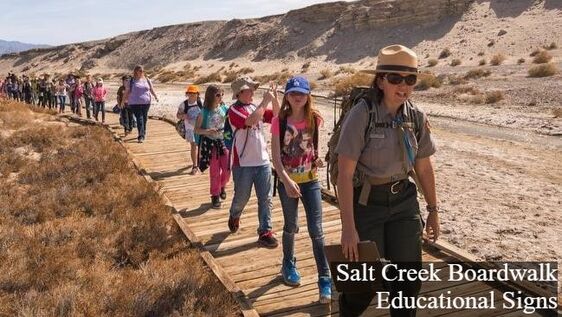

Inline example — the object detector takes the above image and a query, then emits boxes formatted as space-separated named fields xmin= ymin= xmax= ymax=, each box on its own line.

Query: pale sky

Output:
xmin=0 ymin=0 xmax=353 ymax=46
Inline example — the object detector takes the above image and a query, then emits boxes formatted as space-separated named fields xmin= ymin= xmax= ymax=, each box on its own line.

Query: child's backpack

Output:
xmin=325 ymin=86 xmax=423 ymax=198
xmin=175 ymin=99 xmax=202 ymax=139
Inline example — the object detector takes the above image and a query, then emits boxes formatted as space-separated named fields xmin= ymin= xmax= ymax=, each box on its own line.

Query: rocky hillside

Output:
xmin=0 ymin=0 xmax=560 ymax=77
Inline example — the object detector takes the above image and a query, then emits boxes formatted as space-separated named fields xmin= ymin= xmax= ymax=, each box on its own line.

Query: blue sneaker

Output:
xmin=318 ymin=276 xmax=332 ymax=304
xmin=281 ymin=257 xmax=301 ymax=286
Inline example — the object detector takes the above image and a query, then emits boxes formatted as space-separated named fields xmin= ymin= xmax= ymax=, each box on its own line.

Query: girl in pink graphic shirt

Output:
xmin=92 ymin=78 xmax=108 ymax=123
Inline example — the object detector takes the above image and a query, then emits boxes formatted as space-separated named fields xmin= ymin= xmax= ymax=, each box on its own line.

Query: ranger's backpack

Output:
xmin=325 ymin=86 xmax=423 ymax=198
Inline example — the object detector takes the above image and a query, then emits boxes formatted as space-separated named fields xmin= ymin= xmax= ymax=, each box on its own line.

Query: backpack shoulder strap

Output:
xmin=201 ymin=107 xmax=209 ymax=129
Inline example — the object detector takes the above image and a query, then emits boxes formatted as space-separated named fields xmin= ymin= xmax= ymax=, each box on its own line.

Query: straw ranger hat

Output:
xmin=375 ymin=45 xmax=419 ymax=75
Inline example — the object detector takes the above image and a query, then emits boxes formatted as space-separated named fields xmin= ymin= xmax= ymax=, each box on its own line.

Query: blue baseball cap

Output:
xmin=285 ymin=76 xmax=311 ymax=94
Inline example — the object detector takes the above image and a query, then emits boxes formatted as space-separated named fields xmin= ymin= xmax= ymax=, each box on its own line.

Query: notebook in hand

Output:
xmin=324 ymin=241 xmax=386 ymax=293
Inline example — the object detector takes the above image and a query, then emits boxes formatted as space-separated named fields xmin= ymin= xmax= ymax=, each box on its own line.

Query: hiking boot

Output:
xmin=257 ymin=231 xmax=278 ymax=248
xmin=228 ymin=216 xmax=240 ymax=233
xmin=318 ymin=276 xmax=332 ymax=304
xmin=138 ymin=137 xmax=144 ymax=143
xmin=211 ymin=196 xmax=221 ymax=209
xmin=220 ymin=187 xmax=227 ymax=200
xmin=281 ymin=257 xmax=301 ymax=286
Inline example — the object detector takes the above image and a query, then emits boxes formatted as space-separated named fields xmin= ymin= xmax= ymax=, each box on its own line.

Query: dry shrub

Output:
xmin=310 ymin=80 xmax=318 ymax=90
xmin=221 ymin=71 xmax=238 ymax=83
xmin=530 ymin=48 xmax=541 ymax=57
xmin=254 ymin=71 xmax=292 ymax=85
xmin=477 ymin=51 xmax=485 ymax=56
xmin=455 ymin=86 xmax=485 ymax=104
xmin=485 ymin=91 xmax=504 ymax=104
xmin=464 ymin=68 xmax=492 ymax=80
xmin=532 ymin=51 xmax=552 ymax=64
xmin=552 ymin=108 xmax=562 ymax=118
xmin=528 ymin=63 xmax=558 ymax=77
xmin=336 ymin=66 xmax=356 ymax=75
xmin=318 ymin=68 xmax=333 ymax=80
xmin=490 ymin=53 xmax=506 ymax=66
xmin=0 ymin=100 xmax=238 ymax=316
xmin=330 ymin=72 xmax=374 ymax=97
xmin=479 ymin=59 xmax=487 ymax=66
xmin=517 ymin=58 xmax=526 ymax=64
xmin=450 ymin=59 xmax=462 ymax=67
xmin=543 ymin=42 xmax=557 ymax=50
xmin=301 ymin=61 xmax=311 ymax=72
xmin=438 ymin=48 xmax=451 ymax=59
xmin=447 ymin=75 xmax=468 ymax=85
xmin=415 ymin=72 xmax=442 ymax=90
xmin=427 ymin=59 xmax=438 ymax=67
xmin=157 ymin=71 xmax=181 ymax=83
xmin=194 ymin=71 xmax=222 ymax=84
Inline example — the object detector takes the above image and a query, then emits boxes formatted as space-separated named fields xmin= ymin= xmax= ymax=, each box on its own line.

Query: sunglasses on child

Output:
xmin=384 ymin=73 xmax=418 ymax=86
xmin=215 ymin=93 xmax=224 ymax=97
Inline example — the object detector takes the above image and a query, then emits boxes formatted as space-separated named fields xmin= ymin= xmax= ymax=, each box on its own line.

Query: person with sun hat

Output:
xmin=336 ymin=45 xmax=439 ymax=317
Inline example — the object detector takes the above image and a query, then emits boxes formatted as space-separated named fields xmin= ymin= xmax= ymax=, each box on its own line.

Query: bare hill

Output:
xmin=0 ymin=0 xmax=560 ymax=76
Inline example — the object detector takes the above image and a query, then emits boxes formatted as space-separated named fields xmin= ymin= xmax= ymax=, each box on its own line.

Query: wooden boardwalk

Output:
xmin=101 ymin=113 xmax=546 ymax=317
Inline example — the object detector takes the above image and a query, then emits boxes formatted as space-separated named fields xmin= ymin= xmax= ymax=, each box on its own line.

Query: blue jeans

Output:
xmin=229 ymin=165 xmax=272 ymax=233
xmin=84 ymin=97 xmax=93 ymax=118
xmin=130 ymin=104 xmax=150 ymax=139
xmin=94 ymin=101 xmax=105 ymax=121
xmin=58 ymin=95 xmax=66 ymax=112
xmin=278 ymin=180 xmax=330 ymax=278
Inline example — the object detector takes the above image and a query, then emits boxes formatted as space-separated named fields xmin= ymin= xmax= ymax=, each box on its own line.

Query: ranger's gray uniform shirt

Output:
xmin=335 ymin=99 xmax=436 ymax=180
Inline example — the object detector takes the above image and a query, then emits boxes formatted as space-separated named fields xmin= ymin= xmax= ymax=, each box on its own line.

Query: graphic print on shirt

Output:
xmin=281 ymin=122 xmax=316 ymax=183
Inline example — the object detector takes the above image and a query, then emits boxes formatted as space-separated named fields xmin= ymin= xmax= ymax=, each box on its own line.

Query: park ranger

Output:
xmin=336 ymin=44 xmax=440 ymax=317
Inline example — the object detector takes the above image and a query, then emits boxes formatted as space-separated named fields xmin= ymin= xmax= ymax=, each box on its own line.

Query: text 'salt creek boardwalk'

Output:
xmin=102 ymin=113 xmax=546 ymax=317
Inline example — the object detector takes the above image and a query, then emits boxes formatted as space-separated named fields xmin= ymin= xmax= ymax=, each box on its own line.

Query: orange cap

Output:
xmin=186 ymin=85 xmax=199 ymax=94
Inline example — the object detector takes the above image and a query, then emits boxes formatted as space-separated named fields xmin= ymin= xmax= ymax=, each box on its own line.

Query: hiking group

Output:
xmin=1 ymin=73 xmax=111 ymax=122
xmin=2 ymin=44 xmax=440 ymax=316
xmin=171 ymin=45 xmax=440 ymax=316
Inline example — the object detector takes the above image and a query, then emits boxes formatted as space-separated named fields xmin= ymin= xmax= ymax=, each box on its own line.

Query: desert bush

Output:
xmin=454 ymin=86 xmax=485 ymax=104
xmin=194 ymin=71 xmax=221 ymax=84
xmin=447 ymin=75 xmax=468 ymax=85
xmin=450 ymin=59 xmax=462 ymax=67
xmin=477 ymin=51 xmax=485 ymax=56
xmin=490 ymin=54 xmax=506 ymax=66
xmin=544 ymin=42 xmax=557 ymax=50
xmin=221 ymin=71 xmax=238 ymax=83
xmin=310 ymin=80 xmax=318 ymax=90
xmin=528 ymin=63 xmax=558 ymax=77
xmin=254 ymin=71 xmax=292 ymax=85
xmin=530 ymin=48 xmax=541 ymax=57
xmin=415 ymin=72 xmax=442 ymax=90
xmin=552 ymin=108 xmax=562 ymax=118
xmin=157 ymin=71 xmax=181 ymax=83
xmin=239 ymin=67 xmax=254 ymax=74
xmin=336 ymin=66 xmax=356 ymax=75
xmin=427 ymin=59 xmax=438 ymax=67
xmin=0 ymin=100 xmax=239 ymax=316
xmin=532 ymin=51 xmax=552 ymax=64
xmin=464 ymin=68 xmax=492 ymax=80
xmin=485 ymin=91 xmax=504 ymax=104
xmin=319 ymin=68 xmax=333 ymax=80
xmin=330 ymin=72 xmax=374 ymax=97
xmin=301 ymin=61 xmax=311 ymax=72
xmin=438 ymin=48 xmax=451 ymax=59
xmin=228 ymin=62 xmax=236 ymax=68
xmin=479 ymin=59 xmax=487 ymax=66
xmin=517 ymin=58 xmax=526 ymax=64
